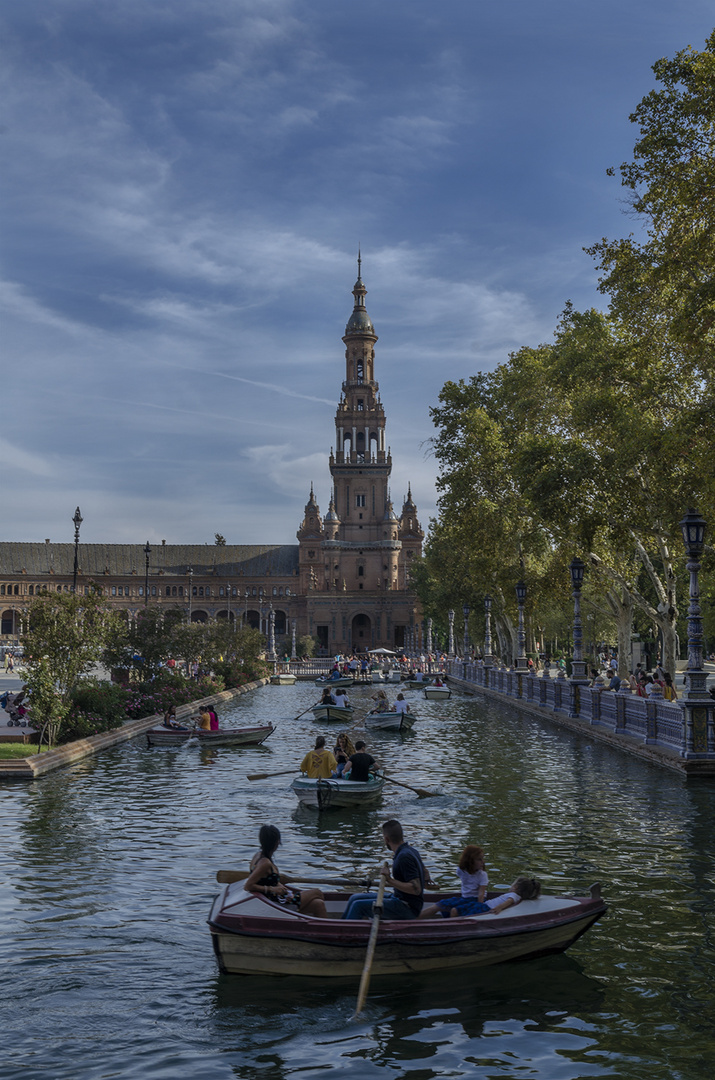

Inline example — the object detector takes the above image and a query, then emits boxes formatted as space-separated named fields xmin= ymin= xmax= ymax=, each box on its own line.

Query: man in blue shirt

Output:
xmin=342 ymin=819 xmax=431 ymax=920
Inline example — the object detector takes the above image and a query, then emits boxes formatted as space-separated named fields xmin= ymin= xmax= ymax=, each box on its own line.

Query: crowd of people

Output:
xmin=243 ymin=822 xmax=540 ymax=923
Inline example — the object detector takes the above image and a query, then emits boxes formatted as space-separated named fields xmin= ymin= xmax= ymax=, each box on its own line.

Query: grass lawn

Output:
xmin=0 ymin=742 xmax=47 ymax=760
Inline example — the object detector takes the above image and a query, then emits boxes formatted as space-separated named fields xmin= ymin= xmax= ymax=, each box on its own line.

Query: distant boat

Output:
xmin=310 ymin=703 xmax=354 ymax=723
xmin=146 ymin=723 xmax=274 ymax=748
xmin=404 ymin=677 xmax=433 ymax=690
xmin=315 ymin=675 xmax=353 ymax=687
xmin=364 ymin=710 xmax=415 ymax=732
xmin=290 ymin=772 xmax=385 ymax=810
xmin=270 ymin=672 xmax=297 ymax=685
xmin=424 ymin=685 xmax=451 ymax=700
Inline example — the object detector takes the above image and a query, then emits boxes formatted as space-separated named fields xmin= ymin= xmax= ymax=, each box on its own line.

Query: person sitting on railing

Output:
xmin=662 ymin=673 xmax=678 ymax=701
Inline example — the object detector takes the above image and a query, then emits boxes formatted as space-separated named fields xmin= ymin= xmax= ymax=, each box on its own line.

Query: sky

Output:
xmin=2 ymin=0 xmax=713 ymax=547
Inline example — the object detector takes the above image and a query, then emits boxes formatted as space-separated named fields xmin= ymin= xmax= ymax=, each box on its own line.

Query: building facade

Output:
xmin=0 ymin=264 xmax=423 ymax=655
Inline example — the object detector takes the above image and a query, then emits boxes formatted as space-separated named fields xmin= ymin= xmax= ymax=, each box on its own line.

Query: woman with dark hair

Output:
xmin=244 ymin=825 xmax=328 ymax=918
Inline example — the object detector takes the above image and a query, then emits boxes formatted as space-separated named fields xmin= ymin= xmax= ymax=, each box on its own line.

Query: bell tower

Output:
xmin=300 ymin=256 xmax=422 ymax=655
xmin=329 ymin=254 xmax=391 ymax=546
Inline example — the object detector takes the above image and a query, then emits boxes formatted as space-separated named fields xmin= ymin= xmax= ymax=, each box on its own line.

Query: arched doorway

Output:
xmin=351 ymin=613 xmax=371 ymax=653
xmin=191 ymin=610 xmax=208 ymax=624
xmin=1 ymin=609 xmax=15 ymax=636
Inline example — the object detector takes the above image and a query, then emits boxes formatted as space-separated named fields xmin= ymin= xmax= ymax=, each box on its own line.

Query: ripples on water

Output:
xmin=1 ymin=682 xmax=715 ymax=1079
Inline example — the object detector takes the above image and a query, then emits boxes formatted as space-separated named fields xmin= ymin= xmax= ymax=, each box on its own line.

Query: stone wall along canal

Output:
xmin=1 ymin=680 xmax=714 ymax=1079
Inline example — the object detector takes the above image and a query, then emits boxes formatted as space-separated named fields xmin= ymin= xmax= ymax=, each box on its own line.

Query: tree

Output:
xmin=423 ymin=305 xmax=709 ymax=674
xmin=22 ymin=591 xmax=123 ymax=745
xmin=587 ymin=31 xmax=715 ymax=373
xmin=103 ymin=606 xmax=185 ymax=680
xmin=215 ymin=533 xmax=227 ymax=546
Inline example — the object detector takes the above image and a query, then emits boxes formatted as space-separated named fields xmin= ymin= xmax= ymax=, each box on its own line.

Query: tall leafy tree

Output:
xmin=22 ymin=591 xmax=123 ymax=745
xmin=587 ymin=31 xmax=715 ymax=372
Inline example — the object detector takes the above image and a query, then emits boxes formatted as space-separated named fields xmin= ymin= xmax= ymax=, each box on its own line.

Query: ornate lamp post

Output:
xmin=291 ymin=618 xmax=297 ymax=661
xmin=515 ymin=581 xmax=528 ymax=671
xmin=462 ymin=603 xmax=470 ymax=662
xmin=484 ymin=594 xmax=493 ymax=669
xmin=143 ymin=541 xmax=151 ymax=607
xmin=448 ymin=609 xmax=455 ymax=657
xmin=569 ymin=558 xmax=588 ymax=682
xmin=72 ymin=506 xmax=83 ymax=593
xmin=244 ymin=587 xmax=249 ymax=627
xmin=568 ymin=556 xmax=588 ymax=716
xmin=679 ymin=509 xmax=713 ymax=756
xmin=187 ymin=566 xmax=193 ymax=622
xmin=268 ymin=605 xmax=276 ymax=662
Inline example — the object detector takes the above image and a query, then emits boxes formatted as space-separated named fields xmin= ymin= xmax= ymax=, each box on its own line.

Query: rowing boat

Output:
xmin=364 ymin=710 xmax=415 ymax=732
xmin=423 ymin=685 xmax=451 ymax=700
xmin=208 ymin=882 xmax=607 ymax=976
xmin=310 ymin=703 xmax=354 ymax=723
xmin=291 ymin=773 xmax=385 ymax=809
xmin=270 ymin=672 xmax=297 ymax=685
xmin=315 ymin=675 xmax=353 ymax=687
xmin=404 ymin=678 xmax=432 ymax=690
xmin=146 ymin=723 xmax=275 ymax=747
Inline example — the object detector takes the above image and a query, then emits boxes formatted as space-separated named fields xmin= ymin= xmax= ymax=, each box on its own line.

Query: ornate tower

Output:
xmin=300 ymin=257 xmax=422 ymax=654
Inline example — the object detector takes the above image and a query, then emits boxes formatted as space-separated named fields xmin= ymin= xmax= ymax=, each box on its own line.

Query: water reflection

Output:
xmin=2 ymin=681 xmax=715 ymax=1079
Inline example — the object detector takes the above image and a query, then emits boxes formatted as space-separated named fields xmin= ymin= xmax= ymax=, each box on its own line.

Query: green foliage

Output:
xmin=295 ymin=634 xmax=317 ymax=658
xmin=587 ymin=30 xmax=715 ymax=371
xmin=22 ymin=591 xmax=124 ymax=746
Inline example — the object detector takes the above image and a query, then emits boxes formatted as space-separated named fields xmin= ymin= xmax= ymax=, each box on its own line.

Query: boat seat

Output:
xmin=469 ymin=896 xmax=581 ymax=920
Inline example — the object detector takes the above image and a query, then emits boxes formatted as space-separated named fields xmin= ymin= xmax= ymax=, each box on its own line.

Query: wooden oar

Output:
xmin=352 ymin=863 xmax=388 ymax=1019
xmin=216 ymin=868 xmax=378 ymax=887
xmin=246 ymin=768 xmax=300 ymax=781
xmin=382 ymin=774 xmax=440 ymax=799
xmin=292 ymin=700 xmax=321 ymax=722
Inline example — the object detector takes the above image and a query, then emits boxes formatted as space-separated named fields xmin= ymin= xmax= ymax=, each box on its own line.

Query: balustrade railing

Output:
xmin=444 ymin=661 xmax=696 ymax=757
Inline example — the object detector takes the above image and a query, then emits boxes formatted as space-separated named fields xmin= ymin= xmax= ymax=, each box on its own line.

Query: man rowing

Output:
xmin=342 ymin=819 xmax=433 ymax=920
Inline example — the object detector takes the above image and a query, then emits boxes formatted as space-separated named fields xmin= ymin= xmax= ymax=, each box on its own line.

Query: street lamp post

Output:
xmin=448 ymin=609 xmax=455 ymax=657
xmin=72 ymin=506 xmax=83 ymax=593
xmin=187 ymin=566 xmax=193 ymax=622
xmin=268 ymin=605 xmax=276 ymax=663
xmin=244 ymin=588 xmax=249 ymax=627
xmin=143 ymin=542 xmax=151 ymax=608
xmin=568 ymin=556 xmax=588 ymax=716
xmin=484 ymin=594 xmax=493 ymax=671
xmin=679 ymin=509 xmax=714 ymax=756
xmin=462 ymin=603 xmax=470 ymax=663
xmin=515 ymin=581 xmax=528 ymax=671
xmin=291 ymin=618 xmax=297 ymax=661
xmin=426 ymin=616 xmax=433 ymax=655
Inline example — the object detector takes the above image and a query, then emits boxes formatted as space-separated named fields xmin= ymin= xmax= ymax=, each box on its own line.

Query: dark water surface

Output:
xmin=2 ymin=682 xmax=715 ymax=1079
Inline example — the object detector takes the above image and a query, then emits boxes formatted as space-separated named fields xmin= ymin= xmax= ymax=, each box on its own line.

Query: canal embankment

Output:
xmin=446 ymin=668 xmax=714 ymax=777
xmin=0 ymin=677 xmax=269 ymax=781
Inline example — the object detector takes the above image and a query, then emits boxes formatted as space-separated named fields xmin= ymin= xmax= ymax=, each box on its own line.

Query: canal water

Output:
xmin=1 ymin=681 xmax=714 ymax=1080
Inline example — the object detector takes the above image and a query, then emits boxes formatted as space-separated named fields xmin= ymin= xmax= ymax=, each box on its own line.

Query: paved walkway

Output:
xmin=0 ymin=670 xmax=30 ymax=740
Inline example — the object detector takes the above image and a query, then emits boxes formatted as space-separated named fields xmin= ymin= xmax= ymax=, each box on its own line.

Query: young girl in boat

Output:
xmin=244 ymin=825 xmax=328 ymax=918
xmin=421 ymin=866 xmax=541 ymax=919
xmin=419 ymin=845 xmax=488 ymax=918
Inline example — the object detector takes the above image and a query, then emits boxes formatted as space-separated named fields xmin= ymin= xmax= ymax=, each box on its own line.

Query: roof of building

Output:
xmin=0 ymin=543 xmax=300 ymax=578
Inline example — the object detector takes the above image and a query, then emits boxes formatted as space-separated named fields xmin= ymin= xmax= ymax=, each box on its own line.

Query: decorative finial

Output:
xmin=357 ymin=247 xmax=361 ymax=280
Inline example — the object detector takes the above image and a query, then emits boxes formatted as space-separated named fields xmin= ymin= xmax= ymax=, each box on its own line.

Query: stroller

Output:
xmin=2 ymin=690 xmax=28 ymax=727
